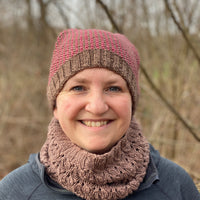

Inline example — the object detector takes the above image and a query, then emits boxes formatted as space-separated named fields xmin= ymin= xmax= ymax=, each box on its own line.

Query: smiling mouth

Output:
xmin=80 ymin=120 xmax=111 ymax=127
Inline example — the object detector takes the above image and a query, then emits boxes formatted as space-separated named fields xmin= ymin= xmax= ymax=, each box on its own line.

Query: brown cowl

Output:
xmin=40 ymin=118 xmax=150 ymax=200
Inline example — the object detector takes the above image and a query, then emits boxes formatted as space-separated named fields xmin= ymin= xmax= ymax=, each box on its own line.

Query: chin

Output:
xmin=84 ymin=144 xmax=112 ymax=154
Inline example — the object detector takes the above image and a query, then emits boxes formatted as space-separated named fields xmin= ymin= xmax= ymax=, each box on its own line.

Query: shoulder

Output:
xmin=157 ymin=153 xmax=194 ymax=185
xmin=150 ymin=145 xmax=200 ymax=199
xmin=0 ymin=154 xmax=42 ymax=200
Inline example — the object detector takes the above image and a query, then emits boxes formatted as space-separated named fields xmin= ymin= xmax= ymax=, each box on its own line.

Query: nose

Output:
xmin=85 ymin=90 xmax=109 ymax=115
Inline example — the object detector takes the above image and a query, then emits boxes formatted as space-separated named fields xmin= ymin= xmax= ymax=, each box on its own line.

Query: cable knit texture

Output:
xmin=40 ymin=118 xmax=150 ymax=200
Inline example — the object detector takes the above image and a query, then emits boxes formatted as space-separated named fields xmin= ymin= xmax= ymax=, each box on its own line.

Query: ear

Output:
xmin=53 ymin=108 xmax=59 ymax=120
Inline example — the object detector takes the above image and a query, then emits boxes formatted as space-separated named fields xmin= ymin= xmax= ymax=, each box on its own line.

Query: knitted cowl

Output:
xmin=40 ymin=117 xmax=150 ymax=200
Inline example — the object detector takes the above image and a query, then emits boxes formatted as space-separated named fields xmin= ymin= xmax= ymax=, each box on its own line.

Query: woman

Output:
xmin=0 ymin=29 xmax=199 ymax=200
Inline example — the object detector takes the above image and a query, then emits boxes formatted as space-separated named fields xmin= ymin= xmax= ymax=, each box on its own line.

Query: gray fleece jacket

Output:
xmin=0 ymin=145 xmax=199 ymax=200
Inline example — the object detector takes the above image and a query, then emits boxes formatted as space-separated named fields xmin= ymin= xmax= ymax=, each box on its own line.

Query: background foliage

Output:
xmin=0 ymin=0 xmax=200 ymax=186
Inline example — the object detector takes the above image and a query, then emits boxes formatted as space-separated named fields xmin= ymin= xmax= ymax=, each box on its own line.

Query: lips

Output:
xmin=80 ymin=120 xmax=111 ymax=127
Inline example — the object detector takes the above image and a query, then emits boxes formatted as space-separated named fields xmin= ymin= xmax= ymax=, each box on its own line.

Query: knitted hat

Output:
xmin=47 ymin=29 xmax=140 ymax=112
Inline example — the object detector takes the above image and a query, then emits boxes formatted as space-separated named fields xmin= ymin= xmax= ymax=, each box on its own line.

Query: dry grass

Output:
xmin=0 ymin=29 xmax=53 ymax=178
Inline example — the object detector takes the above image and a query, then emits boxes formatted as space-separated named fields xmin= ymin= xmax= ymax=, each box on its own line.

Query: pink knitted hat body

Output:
xmin=47 ymin=29 xmax=140 ymax=112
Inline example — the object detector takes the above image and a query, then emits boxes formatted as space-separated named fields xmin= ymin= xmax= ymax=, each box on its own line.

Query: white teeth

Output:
xmin=82 ymin=121 xmax=109 ymax=127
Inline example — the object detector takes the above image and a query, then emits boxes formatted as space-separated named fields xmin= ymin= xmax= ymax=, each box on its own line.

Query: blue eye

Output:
xmin=71 ymin=86 xmax=84 ymax=91
xmin=107 ymin=86 xmax=122 ymax=92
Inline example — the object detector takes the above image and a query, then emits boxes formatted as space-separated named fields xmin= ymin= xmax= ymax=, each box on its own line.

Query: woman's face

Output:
xmin=54 ymin=68 xmax=132 ymax=154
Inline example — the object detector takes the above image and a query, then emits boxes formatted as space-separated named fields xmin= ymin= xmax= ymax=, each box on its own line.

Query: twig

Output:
xmin=96 ymin=0 xmax=122 ymax=33
xmin=140 ymin=64 xmax=200 ymax=142
xmin=164 ymin=0 xmax=200 ymax=68
xmin=53 ymin=1 xmax=70 ymax=28
xmin=96 ymin=0 xmax=200 ymax=142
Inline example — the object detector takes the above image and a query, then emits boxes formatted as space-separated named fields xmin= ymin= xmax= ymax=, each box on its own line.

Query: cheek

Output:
xmin=57 ymin=96 xmax=83 ymax=119
xmin=62 ymin=102 xmax=72 ymax=112
xmin=116 ymin=97 xmax=132 ymax=118
xmin=55 ymin=99 xmax=75 ymax=132
xmin=58 ymin=97 xmax=70 ymax=111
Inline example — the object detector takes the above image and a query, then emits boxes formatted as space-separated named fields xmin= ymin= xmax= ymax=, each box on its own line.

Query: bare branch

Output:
xmin=140 ymin=64 xmax=200 ymax=142
xmin=52 ymin=1 xmax=70 ymax=28
xmin=25 ymin=0 xmax=35 ymax=31
xmin=164 ymin=0 xmax=200 ymax=68
xmin=172 ymin=0 xmax=187 ymax=30
xmin=188 ymin=0 xmax=200 ymax=27
xmin=96 ymin=0 xmax=122 ymax=33
xmin=38 ymin=0 xmax=57 ymax=38
xmin=96 ymin=0 xmax=200 ymax=142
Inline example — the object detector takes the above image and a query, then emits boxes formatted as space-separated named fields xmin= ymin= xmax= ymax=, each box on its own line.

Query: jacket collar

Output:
xmin=138 ymin=145 xmax=160 ymax=191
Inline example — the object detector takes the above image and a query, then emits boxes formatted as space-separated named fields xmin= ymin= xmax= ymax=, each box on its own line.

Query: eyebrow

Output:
xmin=69 ymin=77 xmax=90 ymax=84
xmin=105 ymin=79 xmax=122 ymax=85
xmin=70 ymin=77 xmax=123 ymax=85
